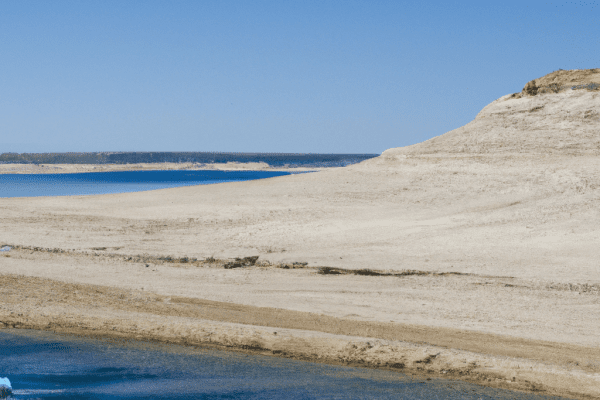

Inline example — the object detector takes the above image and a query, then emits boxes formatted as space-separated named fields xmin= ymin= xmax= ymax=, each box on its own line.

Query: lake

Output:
xmin=0 ymin=170 xmax=292 ymax=198
xmin=0 ymin=329 xmax=568 ymax=400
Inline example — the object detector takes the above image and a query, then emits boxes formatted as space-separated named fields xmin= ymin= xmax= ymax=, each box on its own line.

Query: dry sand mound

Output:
xmin=382 ymin=68 xmax=600 ymax=156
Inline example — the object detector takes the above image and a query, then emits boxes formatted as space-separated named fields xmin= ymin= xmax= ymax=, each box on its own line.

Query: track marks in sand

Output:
xmin=4 ymin=244 xmax=600 ymax=297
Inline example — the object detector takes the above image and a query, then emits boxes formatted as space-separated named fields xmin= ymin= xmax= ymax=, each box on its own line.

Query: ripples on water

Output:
xmin=0 ymin=330 xmax=569 ymax=400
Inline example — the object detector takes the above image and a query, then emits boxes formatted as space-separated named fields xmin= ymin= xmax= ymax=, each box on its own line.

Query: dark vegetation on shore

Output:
xmin=0 ymin=152 xmax=378 ymax=168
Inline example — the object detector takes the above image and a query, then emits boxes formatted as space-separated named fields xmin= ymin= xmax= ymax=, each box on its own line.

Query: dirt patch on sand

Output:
xmin=518 ymin=68 xmax=600 ymax=97
xmin=317 ymin=266 xmax=471 ymax=278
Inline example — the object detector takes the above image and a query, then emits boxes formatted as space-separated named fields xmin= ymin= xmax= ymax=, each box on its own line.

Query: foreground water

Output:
xmin=0 ymin=330 xmax=568 ymax=400
xmin=0 ymin=170 xmax=291 ymax=198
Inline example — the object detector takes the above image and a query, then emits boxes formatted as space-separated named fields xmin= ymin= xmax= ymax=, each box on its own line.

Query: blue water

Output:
xmin=0 ymin=170 xmax=291 ymax=198
xmin=0 ymin=330 xmax=568 ymax=400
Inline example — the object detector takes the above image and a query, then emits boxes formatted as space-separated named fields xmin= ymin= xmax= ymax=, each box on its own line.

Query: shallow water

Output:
xmin=0 ymin=329 xmax=568 ymax=400
xmin=0 ymin=170 xmax=291 ymax=198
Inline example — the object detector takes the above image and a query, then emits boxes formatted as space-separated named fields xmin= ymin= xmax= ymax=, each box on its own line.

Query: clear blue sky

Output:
xmin=1 ymin=1 xmax=599 ymax=154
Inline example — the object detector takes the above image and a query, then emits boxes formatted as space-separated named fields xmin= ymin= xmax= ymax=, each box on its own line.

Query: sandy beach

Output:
xmin=1 ymin=69 xmax=600 ymax=399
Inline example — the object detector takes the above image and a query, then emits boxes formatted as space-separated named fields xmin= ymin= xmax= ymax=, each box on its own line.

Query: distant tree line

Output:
xmin=0 ymin=152 xmax=378 ymax=168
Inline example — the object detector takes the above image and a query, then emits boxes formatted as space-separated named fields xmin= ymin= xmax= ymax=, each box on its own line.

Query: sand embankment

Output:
xmin=1 ymin=69 xmax=600 ymax=399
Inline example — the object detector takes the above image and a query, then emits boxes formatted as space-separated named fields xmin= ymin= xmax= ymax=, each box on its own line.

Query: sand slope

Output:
xmin=384 ymin=71 xmax=600 ymax=156
xmin=1 ymin=69 xmax=600 ymax=399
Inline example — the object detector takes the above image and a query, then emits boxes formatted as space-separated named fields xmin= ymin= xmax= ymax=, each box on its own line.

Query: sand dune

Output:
xmin=1 ymin=69 xmax=599 ymax=399
xmin=385 ymin=69 xmax=600 ymax=156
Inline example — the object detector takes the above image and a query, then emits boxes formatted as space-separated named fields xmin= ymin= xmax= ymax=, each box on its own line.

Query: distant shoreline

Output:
xmin=0 ymin=151 xmax=379 ymax=169
xmin=0 ymin=162 xmax=331 ymax=174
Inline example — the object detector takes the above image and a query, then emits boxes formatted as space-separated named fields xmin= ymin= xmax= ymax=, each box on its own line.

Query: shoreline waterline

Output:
xmin=0 ymin=161 xmax=350 ymax=175
xmin=0 ymin=273 xmax=595 ymax=400
xmin=1 ymin=329 xmax=570 ymax=400
xmin=0 ymin=327 xmax=572 ymax=400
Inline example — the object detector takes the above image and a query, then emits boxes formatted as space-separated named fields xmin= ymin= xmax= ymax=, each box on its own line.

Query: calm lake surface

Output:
xmin=0 ymin=170 xmax=291 ymax=198
xmin=0 ymin=329 xmax=568 ymax=400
